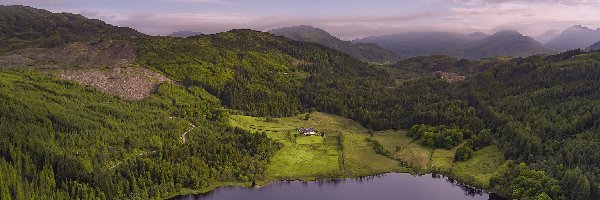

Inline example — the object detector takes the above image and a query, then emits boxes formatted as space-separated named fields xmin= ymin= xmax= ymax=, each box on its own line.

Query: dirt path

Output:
xmin=182 ymin=123 xmax=196 ymax=144
xmin=109 ymin=118 xmax=195 ymax=170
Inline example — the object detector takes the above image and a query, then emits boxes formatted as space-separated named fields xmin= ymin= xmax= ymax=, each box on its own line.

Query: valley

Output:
xmin=2 ymin=5 xmax=600 ymax=200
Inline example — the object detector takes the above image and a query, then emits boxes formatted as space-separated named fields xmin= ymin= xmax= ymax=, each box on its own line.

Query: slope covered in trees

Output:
xmin=269 ymin=25 xmax=401 ymax=63
xmin=0 ymin=70 xmax=280 ymax=199
xmin=2 ymin=5 xmax=600 ymax=200
xmin=0 ymin=5 xmax=144 ymax=54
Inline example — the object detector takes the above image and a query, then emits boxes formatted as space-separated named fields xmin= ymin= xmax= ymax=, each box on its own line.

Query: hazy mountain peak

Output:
xmin=546 ymin=25 xmax=600 ymax=50
xmin=269 ymin=25 xmax=333 ymax=40
xmin=268 ymin=25 xmax=400 ymax=63
xmin=470 ymin=32 xmax=488 ymax=40
xmin=587 ymin=41 xmax=600 ymax=51
xmin=492 ymin=30 xmax=522 ymax=36
xmin=570 ymin=25 xmax=591 ymax=30
xmin=533 ymin=29 xmax=559 ymax=44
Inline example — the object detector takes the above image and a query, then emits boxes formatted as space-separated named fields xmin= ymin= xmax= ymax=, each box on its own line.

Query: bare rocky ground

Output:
xmin=52 ymin=67 xmax=172 ymax=100
xmin=0 ymin=40 xmax=173 ymax=100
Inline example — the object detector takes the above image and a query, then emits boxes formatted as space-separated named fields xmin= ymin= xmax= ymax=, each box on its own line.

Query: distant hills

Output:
xmin=168 ymin=31 xmax=203 ymax=38
xmin=354 ymin=30 xmax=554 ymax=59
xmin=587 ymin=41 xmax=600 ymax=51
xmin=461 ymin=30 xmax=556 ymax=59
xmin=353 ymin=32 xmax=478 ymax=58
xmin=533 ymin=29 xmax=559 ymax=44
xmin=0 ymin=5 xmax=144 ymax=54
xmin=268 ymin=25 xmax=401 ymax=63
xmin=545 ymin=25 xmax=600 ymax=51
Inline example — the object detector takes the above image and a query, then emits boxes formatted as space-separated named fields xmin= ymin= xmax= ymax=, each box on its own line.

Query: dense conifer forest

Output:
xmin=1 ymin=5 xmax=600 ymax=200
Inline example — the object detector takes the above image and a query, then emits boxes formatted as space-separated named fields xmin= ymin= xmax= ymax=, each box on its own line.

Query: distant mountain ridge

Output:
xmin=0 ymin=5 xmax=145 ymax=53
xmin=353 ymin=32 xmax=479 ymax=58
xmin=353 ymin=30 xmax=554 ymax=59
xmin=168 ymin=31 xmax=203 ymax=38
xmin=587 ymin=41 xmax=600 ymax=51
xmin=533 ymin=29 xmax=559 ymax=44
xmin=545 ymin=25 xmax=600 ymax=50
xmin=268 ymin=25 xmax=401 ymax=63
xmin=461 ymin=30 xmax=555 ymax=59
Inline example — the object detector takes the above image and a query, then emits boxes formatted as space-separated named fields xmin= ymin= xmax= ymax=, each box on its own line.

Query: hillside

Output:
xmin=168 ymin=31 xmax=203 ymax=38
xmin=353 ymin=31 xmax=554 ymax=59
xmin=2 ymin=5 xmax=600 ymax=200
xmin=460 ymin=30 xmax=555 ymax=59
xmin=268 ymin=25 xmax=400 ymax=63
xmin=0 ymin=5 xmax=144 ymax=54
xmin=532 ymin=29 xmax=559 ymax=44
xmin=353 ymin=32 xmax=476 ymax=58
xmin=587 ymin=41 xmax=600 ymax=51
xmin=392 ymin=55 xmax=504 ymax=74
xmin=546 ymin=25 xmax=600 ymax=51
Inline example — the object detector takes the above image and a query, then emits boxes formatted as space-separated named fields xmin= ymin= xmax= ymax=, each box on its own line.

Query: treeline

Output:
xmin=0 ymin=70 xmax=281 ymax=199
xmin=407 ymin=124 xmax=473 ymax=149
xmin=0 ymin=5 xmax=144 ymax=54
xmin=464 ymin=50 xmax=600 ymax=199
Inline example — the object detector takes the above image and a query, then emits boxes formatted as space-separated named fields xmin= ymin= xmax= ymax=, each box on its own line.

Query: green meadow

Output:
xmin=230 ymin=112 xmax=505 ymax=188
xmin=373 ymin=131 xmax=505 ymax=187
xmin=229 ymin=112 xmax=407 ymax=180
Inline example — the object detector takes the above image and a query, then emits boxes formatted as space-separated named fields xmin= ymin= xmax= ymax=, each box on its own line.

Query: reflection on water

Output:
xmin=176 ymin=173 xmax=504 ymax=200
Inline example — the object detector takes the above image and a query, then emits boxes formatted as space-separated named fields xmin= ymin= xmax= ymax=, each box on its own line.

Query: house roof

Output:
xmin=298 ymin=128 xmax=315 ymax=133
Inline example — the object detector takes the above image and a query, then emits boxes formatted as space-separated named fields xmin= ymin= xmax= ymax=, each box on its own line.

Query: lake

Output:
xmin=175 ymin=173 xmax=503 ymax=200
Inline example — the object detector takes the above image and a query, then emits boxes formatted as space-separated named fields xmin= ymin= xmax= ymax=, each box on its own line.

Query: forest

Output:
xmin=1 ymin=5 xmax=600 ymax=200
xmin=0 ymin=70 xmax=281 ymax=199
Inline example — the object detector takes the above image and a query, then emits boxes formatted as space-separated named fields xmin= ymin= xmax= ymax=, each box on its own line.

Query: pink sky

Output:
xmin=2 ymin=0 xmax=600 ymax=39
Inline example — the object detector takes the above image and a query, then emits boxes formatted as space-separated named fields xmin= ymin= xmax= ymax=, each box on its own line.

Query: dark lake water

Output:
xmin=176 ymin=173 xmax=503 ymax=200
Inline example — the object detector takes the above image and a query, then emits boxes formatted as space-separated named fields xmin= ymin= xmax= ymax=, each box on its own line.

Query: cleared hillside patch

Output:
xmin=52 ymin=67 xmax=172 ymax=100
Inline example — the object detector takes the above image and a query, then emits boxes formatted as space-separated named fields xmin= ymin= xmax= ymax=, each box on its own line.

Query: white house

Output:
xmin=298 ymin=128 xmax=318 ymax=136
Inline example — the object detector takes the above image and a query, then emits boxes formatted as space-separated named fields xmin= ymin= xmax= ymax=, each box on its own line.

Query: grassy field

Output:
xmin=230 ymin=112 xmax=408 ymax=180
xmin=372 ymin=131 xmax=505 ymax=187
xmin=230 ymin=112 xmax=505 ymax=189
xmin=451 ymin=145 xmax=505 ymax=187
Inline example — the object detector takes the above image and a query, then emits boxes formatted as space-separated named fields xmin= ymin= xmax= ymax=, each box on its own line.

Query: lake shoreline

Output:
xmin=166 ymin=172 xmax=499 ymax=200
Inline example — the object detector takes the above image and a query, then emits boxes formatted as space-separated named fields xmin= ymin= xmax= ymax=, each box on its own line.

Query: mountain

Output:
xmin=4 ymin=5 xmax=600 ymax=200
xmin=354 ymin=30 xmax=554 ymax=59
xmin=460 ymin=30 xmax=555 ymax=59
xmin=586 ymin=41 xmax=600 ymax=51
xmin=545 ymin=25 xmax=600 ymax=50
xmin=268 ymin=25 xmax=400 ymax=63
xmin=353 ymin=32 xmax=477 ymax=58
xmin=0 ymin=5 xmax=144 ymax=54
xmin=168 ymin=31 xmax=203 ymax=38
xmin=470 ymin=32 xmax=489 ymax=40
xmin=0 ymin=6 xmax=404 ymax=199
xmin=532 ymin=29 xmax=559 ymax=44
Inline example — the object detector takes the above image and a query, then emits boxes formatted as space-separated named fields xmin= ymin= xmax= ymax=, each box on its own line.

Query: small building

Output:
xmin=433 ymin=71 xmax=466 ymax=83
xmin=298 ymin=127 xmax=318 ymax=136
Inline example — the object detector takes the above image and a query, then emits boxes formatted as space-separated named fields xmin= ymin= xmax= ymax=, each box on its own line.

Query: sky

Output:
xmin=2 ymin=0 xmax=600 ymax=40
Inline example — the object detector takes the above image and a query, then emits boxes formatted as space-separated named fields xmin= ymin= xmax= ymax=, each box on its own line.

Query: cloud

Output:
xmin=158 ymin=0 xmax=233 ymax=4
xmin=73 ymin=8 xmax=440 ymax=40
xmin=1 ymin=0 xmax=70 ymax=6
xmin=445 ymin=0 xmax=600 ymax=35
xmin=446 ymin=0 xmax=600 ymax=5
xmin=5 ymin=0 xmax=600 ymax=40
